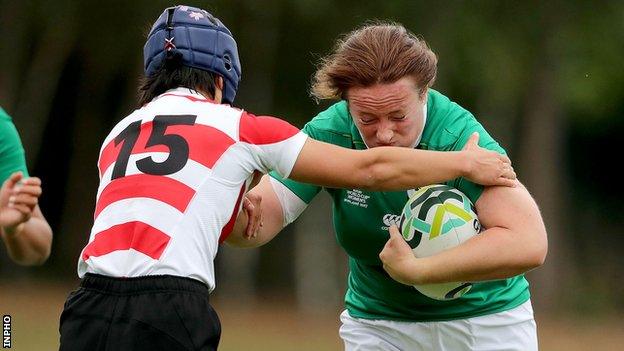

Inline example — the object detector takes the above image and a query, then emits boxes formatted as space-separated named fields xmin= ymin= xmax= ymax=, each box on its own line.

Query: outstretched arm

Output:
xmin=289 ymin=132 xmax=516 ymax=191
xmin=0 ymin=172 xmax=53 ymax=265
xmin=380 ymin=182 xmax=547 ymax=285
xmin=228 ymin=132 xmax=517 ymax=248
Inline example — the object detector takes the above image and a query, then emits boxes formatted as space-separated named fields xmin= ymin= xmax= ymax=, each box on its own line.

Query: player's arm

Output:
xmin=289 ymin=132 xmax=515 ymax=190
xmin=380 ymin=182 xmax=547 ymax=285
xmin=0 ymin=173 xmax=53 ymax=265
xmin=228 ymin=132 xmax=516 ymax=248
xmin=228 ymin=115 xmax=515 ymax=248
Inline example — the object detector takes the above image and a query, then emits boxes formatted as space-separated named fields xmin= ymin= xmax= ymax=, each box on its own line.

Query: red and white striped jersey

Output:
xmin=77 ymin=88 xmax=307 ymax=291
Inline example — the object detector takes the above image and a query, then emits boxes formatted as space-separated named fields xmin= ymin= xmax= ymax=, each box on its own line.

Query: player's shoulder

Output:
xmin=238 ymin=111 xmax=300 ymax=145
xmin=307 ymin=101 xmax=350 ymax=129
xmin=0 ymin=106 xmax=9 ymax=120
xmin=0 ymin=107 xmax=22 ymax=146
xmin=422 ymin=89 xmax=481 ymax=150
xmin=427 ymin=89 xmax=477 ymax=134
xmin=304 ymin=101 xmax=354 ymax=142
xmin=0 ymin=106 xmax=15 ymax=129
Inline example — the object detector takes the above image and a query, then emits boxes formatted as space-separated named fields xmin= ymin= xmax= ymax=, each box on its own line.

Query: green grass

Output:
xmin=1 ymin=281 xmax=622 ymax=351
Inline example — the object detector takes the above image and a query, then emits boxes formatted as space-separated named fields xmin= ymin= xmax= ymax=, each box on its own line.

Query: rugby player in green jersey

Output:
xmin=0 ymin=106 xmax=52 ymax=265
xmin=229 ymin=23 xmax=547 ymax=351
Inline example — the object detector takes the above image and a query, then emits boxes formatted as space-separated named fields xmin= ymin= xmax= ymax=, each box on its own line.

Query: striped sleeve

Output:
xmin=239 ymin=112 xmax=308 ymax=178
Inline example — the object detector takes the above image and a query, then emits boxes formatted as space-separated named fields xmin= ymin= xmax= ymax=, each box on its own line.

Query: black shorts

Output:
xmin=59 ymin=273 xmax=220 ymax=351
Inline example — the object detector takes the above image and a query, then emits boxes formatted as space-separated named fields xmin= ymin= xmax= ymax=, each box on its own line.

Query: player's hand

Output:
xmin=462 ymin=132 xmax=517 ymax=187
xmin=379 ymin=225 xmax=421 ymax=286
xmin=242 ymin=192 xmax=263 ymax=239
xmin=0 ymin=172 xmax=42 ymax=231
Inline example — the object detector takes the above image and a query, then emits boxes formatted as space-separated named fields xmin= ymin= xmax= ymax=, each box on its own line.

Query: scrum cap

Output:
xmin=143 ymin=5 xmax=242 ymax=104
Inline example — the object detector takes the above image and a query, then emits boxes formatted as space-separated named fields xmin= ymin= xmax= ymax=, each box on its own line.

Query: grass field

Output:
xmin=1 ymin=280 xmax=622 ymax=350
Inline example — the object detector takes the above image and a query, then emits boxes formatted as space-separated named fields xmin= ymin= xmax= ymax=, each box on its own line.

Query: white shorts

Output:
xmin=340 ymin=300 xmax=537 ymax=351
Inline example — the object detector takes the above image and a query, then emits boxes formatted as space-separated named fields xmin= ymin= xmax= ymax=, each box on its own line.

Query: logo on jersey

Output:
xmin=382 ymin=214 xmax=401 ymax=227
xmin=379 ymin=189 xmax=416 ymax=231
xmin=343 ymin=189 xmax=370 ymax=208
xmin=380 ymin=213 xmax=401 ymax=231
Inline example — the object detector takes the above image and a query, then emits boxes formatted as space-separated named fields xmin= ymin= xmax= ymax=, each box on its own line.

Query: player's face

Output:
xmin=348 ymin=77 xmax=426 ymax=148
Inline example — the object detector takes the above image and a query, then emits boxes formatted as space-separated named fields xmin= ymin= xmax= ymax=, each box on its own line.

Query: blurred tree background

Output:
xmin=1 ymin=0 xmax=623 ymax=348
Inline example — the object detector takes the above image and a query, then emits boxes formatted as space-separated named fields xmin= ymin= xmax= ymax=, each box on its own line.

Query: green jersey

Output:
xmin=271 ymin=89 xmax=529 ymax=321
xmin=0 ymin=107 xmax=29 ymax=183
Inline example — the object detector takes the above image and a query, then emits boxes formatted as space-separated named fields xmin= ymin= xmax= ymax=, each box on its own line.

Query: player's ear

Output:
xmin=418 ymin=87 xmax=428 ymax=103
xmin=213 ymin=76 xmax=225 ymax=103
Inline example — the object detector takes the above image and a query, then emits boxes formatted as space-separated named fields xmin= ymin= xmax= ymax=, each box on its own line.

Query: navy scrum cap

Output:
xmin=143 ymin=5 xmax=242 ymax=104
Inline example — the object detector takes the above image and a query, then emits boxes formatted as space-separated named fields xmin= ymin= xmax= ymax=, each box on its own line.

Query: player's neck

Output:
xmin=197 ymin=88 xmax=222 ymax=104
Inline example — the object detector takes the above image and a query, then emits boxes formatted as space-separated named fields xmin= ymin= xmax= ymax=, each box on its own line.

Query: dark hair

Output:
xmin=312 ymin=22 xmax=437 ymax=101
xmin=137 ymin=51 xmax=219 ymax=106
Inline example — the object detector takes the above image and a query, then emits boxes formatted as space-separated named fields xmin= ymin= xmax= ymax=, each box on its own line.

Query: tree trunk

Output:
xmin=516 ymin=36 xmax=569 ymax=314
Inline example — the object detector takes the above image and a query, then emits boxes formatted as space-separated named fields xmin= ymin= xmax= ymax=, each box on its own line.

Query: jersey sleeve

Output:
xmin=239 ymin=112 xmax=308 ymax=178
xmin=0 ymin=109 xmax=29 ymax=183
xmin=269 ymin=177 xmax=309 ymax=226
xmin=449 ymin=113 xmax=507 ymax=203
xmin=268 ymin=122 xmax=324 ymax=204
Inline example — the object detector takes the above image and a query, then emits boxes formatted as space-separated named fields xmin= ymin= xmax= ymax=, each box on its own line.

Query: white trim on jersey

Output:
xmin=269 ymin=177 xmax=309 ymax=227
